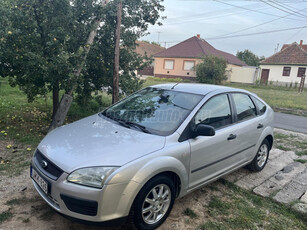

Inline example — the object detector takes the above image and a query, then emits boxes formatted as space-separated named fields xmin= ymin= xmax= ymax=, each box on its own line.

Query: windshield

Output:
xmin=101 ymin=87 xmax=203 ymax=136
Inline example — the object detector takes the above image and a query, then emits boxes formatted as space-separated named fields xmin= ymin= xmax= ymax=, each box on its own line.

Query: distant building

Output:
xmin=259 ymin=40 xmax=307 ymax=85
xmin=135 ymin=41 xmax=165 ymax=76
xmin=153 ymin=35 xmax=256 ymax=83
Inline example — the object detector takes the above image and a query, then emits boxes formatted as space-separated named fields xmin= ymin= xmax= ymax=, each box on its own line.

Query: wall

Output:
xmin=227 ymin=65 xmax=258 ymax=84
xmin=154 ymin=57 xmax=258 ymax=84
xmin=259 ymin=64 xmax=307 ymax=84
xmin=154 ymin=57 xmax=201 ymax=78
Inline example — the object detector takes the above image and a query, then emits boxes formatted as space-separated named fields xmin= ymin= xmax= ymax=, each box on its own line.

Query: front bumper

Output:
xmin=31 ymin=157 xmax=139 ymax=223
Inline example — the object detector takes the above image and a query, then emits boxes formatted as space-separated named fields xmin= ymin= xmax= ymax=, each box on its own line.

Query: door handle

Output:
xmin=257 ymin=123 xmax=264 ymax=129
xmin=227 ymin=134 xmax=237 ymax=140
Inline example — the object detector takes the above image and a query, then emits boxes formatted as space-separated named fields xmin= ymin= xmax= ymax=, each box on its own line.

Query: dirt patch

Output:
xmin=0 ymin=169 xmax=226 ymax=230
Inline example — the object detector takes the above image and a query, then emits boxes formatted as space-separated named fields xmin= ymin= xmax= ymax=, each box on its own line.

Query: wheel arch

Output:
xmin=265 ymin=134 xmax=273 ymax=150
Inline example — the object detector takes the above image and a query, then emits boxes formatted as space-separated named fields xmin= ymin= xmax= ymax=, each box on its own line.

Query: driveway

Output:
xmin=274 ymin=112 xmax=307 ymax=134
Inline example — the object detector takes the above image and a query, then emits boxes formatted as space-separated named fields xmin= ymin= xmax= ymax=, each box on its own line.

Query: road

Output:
xmin=274 ymin=112 xmax=307 ymax=134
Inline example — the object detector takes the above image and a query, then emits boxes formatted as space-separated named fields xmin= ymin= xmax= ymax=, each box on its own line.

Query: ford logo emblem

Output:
xmin=41 ymin=160 xmax=48 ymax=168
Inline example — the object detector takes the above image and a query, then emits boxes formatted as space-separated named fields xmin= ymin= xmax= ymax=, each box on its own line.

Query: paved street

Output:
xmin=274 ymin=112 xmax=307 ymax=134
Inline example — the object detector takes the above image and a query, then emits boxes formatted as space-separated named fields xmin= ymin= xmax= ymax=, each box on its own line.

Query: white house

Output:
xmin=259 ymin=40 xmax=307 ymax=85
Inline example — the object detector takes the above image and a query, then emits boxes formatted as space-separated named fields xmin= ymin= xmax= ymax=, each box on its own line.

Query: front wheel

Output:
xmin=247 ymin=139 xmax=270 ymax=172
xmin=132 ymin=175 xmax=175 ymax=230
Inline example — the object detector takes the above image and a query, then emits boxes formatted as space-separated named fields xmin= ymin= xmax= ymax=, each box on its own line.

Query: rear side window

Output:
xmin=253 ymin=97 xmax=267 ymax=115
xmin=194 ymin=94 xmax=232 ymax=129
xmin=232 ymin=93 xmax=256 ymax=121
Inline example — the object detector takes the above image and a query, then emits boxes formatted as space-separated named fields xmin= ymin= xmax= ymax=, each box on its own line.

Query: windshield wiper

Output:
xmin=123 ymin=121 xmax=152 ymax=134
xmin=101 ymin=112 xmax=131 ymax=129
xmin=101 ymin=112 xmax=151 ymax=134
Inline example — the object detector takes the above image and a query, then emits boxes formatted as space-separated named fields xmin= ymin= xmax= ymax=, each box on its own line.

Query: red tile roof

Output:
xmin=261 ymin=42 xmax=307 ymax=65
xmin=154 ymin=36 xmax=246 ymax=66
xmin=281 ymin=44 xmax=307 ymax=52
xmin=135 ymin=41 xmax=165 ymax=57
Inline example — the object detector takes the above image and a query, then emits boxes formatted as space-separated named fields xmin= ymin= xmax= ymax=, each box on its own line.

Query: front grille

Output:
xmin=34 ymin=149 xmax=64 ymax=180
xmin=61 ymin=194 xmax=98 ymax=216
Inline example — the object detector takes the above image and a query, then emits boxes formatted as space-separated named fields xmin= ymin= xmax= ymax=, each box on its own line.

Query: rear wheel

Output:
xmin=247 ymin=139 xmax=270 ymax=172
xmin=132 ymin=175 xmax=175 ymax=230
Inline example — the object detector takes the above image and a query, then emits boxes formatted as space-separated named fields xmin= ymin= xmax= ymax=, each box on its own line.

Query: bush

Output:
xmin=196 ymin=55 xmax=228 ymax=84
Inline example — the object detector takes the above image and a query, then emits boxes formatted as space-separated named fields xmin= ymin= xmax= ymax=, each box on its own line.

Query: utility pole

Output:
xmin=298 ymin=74 xmax=305 ymax=93
xmin=112 ymin=0 xmax=122 ymax=104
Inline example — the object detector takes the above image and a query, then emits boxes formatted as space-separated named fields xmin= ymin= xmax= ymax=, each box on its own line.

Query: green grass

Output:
xmin=5 ymin=198 xmax=23 ymax=206
xmin=294 ymin=159 xmax=307 ymax=164
xmin=200 ymin=179 xmax=307 ymax=230
xmin=23 ymin=218 xmax=30 ymax=223
xmin=275 ymin=145 xmax=291 ymax=151
xmin=273 ymin=130 xmax=307 ymax=157
xmin=183 ymin=208 xmax=198 ymax=219
xmin=198 ymin=221 xmax=227 ymax=230
xmin=0 ymin=210 xmax=13 ymax=224
xmin=224 ymin=82 xmax=307 ymax=112
xmin=0 ymin=77 xmax=104 ymax=175
xmin=296 ymin=150 xmax=307 ymax=156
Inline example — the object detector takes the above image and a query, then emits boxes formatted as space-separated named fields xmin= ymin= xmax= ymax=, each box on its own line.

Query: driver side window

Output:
xmin=194 ymin=94 xmax=232 ymax=129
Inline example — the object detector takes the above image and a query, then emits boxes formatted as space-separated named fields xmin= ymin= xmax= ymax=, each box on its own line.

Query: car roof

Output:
xmin=149 ymin=83 xmax=250 ymax=96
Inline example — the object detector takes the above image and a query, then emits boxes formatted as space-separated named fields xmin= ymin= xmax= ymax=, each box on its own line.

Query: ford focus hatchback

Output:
xmin=30 ymin=83 xmax=274 ymax=229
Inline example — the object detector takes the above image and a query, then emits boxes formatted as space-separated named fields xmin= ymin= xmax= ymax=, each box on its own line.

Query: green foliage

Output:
xmin=0 ymin=0 xmax=164 ymax=114
xmin=236 ymin=49 xmax=264 ymax=66
xmin=196 ymin=55 xmax=228 ymax=85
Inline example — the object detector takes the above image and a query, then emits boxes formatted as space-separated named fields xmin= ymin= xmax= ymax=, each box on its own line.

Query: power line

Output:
xmin=259 ymin=0 xmax=307 ymax=18
xmin=161 ymin=25 xmax=307 ymax=44
xmin=206 ymin=25 xmax=307 ymax=40
xmin=269 ymin=0 xmax=307 ymax=17
xmin=214 ymin=0 xmax=307 ymax=22
xmin=208 ymin=6 xmax=307 ymax=38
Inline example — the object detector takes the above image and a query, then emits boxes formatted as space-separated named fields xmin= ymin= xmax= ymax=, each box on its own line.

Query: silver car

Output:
xmin=30 ymin=83 xmax=274 ymax=229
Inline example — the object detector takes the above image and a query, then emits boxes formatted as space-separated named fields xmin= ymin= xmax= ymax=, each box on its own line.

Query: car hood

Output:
xmin=38 ymin=114 xmax=166 ymax=173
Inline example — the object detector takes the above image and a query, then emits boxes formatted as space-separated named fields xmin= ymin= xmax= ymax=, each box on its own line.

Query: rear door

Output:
xmin=229 ymin=93 xmax=262 ymax=162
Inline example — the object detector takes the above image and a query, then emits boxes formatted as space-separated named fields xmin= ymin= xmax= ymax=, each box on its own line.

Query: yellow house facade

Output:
xmin=153 ymin=35 xmax=247 ymax=80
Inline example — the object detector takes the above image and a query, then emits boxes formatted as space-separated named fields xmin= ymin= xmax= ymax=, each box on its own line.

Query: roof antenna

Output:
xmin=171 ymin=82 xmax=180 ymax=89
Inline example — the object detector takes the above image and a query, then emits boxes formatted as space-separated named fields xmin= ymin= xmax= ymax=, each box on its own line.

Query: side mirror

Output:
xmin=192 ymin=124 xmax=215 ymax=137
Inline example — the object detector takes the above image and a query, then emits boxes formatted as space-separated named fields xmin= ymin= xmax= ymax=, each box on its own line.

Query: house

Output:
xmin=153 ymin=35 xmax=251 ymax=82
xmin=134 ymin=41 xmax=165 ymax=76
xmin=259 ymin=40 xmax=307 ymax=85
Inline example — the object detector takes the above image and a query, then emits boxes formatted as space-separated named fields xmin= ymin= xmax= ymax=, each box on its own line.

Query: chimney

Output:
xmin=197 ymin=34 xmax=200 ymax=39
xmin=300 ymin=40 xmax=303 ymax=46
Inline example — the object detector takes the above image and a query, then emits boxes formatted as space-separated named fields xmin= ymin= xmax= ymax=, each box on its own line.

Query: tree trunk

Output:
xmin=48 ymin=0 xmax=109 ymax=133
xmin=52 ymin=81 xmax=59 ymax=119
xmin=112 ymin=0 xmax=122 ymax=104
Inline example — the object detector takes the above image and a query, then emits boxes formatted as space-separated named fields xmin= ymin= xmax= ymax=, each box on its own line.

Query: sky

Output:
xmin=141 ymin=0 xmax=307 ymax=57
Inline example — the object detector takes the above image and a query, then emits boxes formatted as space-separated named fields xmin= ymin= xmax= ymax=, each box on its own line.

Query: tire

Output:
xmin=132 ymin=175 xmax=175 ymax=230
xmin=247 ymin=139 xmax=270 ymax=172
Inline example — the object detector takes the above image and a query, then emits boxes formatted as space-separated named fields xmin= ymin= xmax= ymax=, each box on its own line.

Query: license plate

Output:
xmin=31 ymin=167 xmax=49 ymax=194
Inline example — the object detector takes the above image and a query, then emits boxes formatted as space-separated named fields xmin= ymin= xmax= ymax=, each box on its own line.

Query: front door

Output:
xmin=260 ymin=69 xmax=270 ymax=84
xmin=188 ymin=94 xmax=241 ymax=189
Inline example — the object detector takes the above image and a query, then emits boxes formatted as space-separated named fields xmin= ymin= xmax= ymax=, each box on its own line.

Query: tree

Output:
xmin=236 ymin=49 xmax=264 ymax=66
xmin=195 ymin=55 xmax=228 ymax=85
xmin=0 ymin=0 xmax=164 ymax=125
xmin=0 ymin=0 xmax=105 ymax=118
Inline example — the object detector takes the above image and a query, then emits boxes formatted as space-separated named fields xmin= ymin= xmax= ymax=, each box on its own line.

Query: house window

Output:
xmin=282 ymin=67 xmax=291 ymax=76
xmin=164 ymin=60 xmax=174 ymax=70
xmin=183 ymin=61 xmax=195 ymax=71
xmin=297 ymin=67 xmax=306 ymax=77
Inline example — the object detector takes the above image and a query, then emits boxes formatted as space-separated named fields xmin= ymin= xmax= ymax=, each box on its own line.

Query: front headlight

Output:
xmin=67 ymin=167 xmax=119 ymax=188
